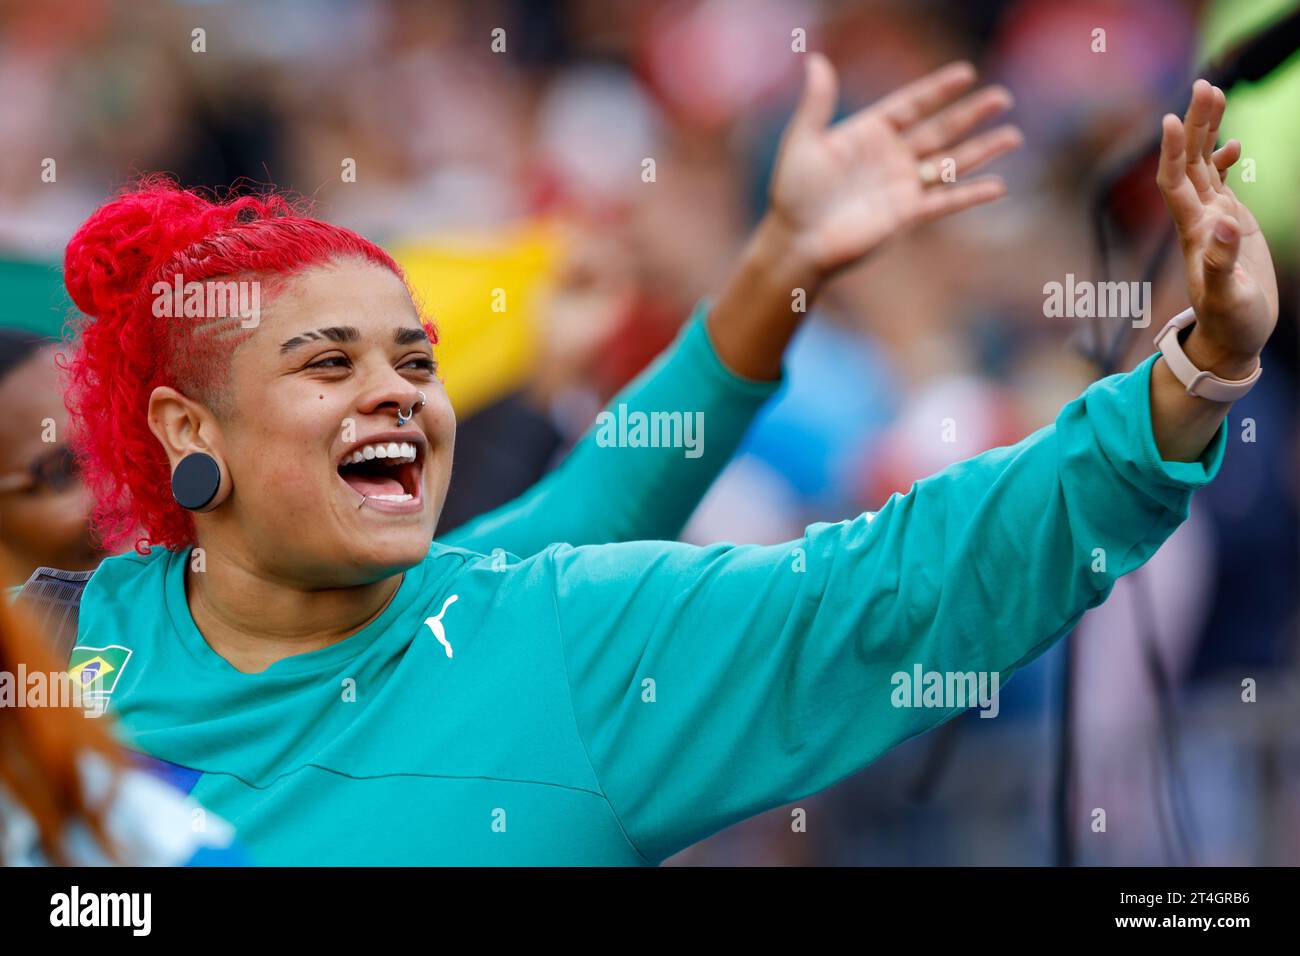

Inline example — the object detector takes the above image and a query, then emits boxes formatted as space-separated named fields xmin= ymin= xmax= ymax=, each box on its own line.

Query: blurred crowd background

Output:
xmin=0 ymin=0 xmax=1297 ymax=865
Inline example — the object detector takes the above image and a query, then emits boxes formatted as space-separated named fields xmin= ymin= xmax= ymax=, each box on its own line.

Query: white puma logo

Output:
xmin=424 ymin=594 xmax=458 ymax=658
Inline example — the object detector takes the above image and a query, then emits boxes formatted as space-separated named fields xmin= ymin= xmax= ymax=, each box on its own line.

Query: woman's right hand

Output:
xmin=765 ymin=53 xmax=1022 ymax=284
xmin=708 ymin=54 xmax=1021 ymax=380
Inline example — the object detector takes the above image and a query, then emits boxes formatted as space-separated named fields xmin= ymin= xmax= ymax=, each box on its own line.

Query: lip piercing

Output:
xmin=396 ymin=391 xmax=427 ymax=427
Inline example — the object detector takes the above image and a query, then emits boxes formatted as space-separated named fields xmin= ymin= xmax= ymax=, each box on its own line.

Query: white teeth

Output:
xmin=369 ymin=493 xmax=413 ymax=502
xmin=341 ymin=441 xmax=419 ymax=466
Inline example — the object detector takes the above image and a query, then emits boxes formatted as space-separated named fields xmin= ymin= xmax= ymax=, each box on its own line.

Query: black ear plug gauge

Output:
xmin=172 ymin=452 xmax=222 ymax=511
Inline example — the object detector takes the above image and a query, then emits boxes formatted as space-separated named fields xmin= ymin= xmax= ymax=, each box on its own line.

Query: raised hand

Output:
xmin=767 ymin=53 xmax=1022 ymax=279
xmin=1157 ymin=78 xmax=1278 ymax=373
xmin=707 ymin=53 xmax=1021 ymax=379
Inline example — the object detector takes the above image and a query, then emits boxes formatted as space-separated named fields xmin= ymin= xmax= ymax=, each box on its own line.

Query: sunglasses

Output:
xmin=0 ymin=445 xmax=81 ymax=495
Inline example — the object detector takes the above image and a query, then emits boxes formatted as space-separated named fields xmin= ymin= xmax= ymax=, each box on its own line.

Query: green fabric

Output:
xmin=75 ymin=353 xmax=1225 ymax=864
xmin=0 ymin=257 xmax=72 ymax=337
xmin=1201 ymin=0 xmax=1300 ymax=257
xmin=439 ymin=299 xmax=778 ymax=552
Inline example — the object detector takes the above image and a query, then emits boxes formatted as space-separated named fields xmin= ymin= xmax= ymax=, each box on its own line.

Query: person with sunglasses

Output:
xmin=0 ymin=329 xmax=111 ymax=592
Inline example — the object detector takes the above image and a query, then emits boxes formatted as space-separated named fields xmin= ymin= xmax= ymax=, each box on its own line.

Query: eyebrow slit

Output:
xmin=280 ymin=326 xmax=429 ymax=354
xmin=279 ymin=326 xmax=361 ymax=354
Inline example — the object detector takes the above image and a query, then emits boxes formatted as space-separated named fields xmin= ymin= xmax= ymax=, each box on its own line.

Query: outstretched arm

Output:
xmin=444 ymin=55 xmax=1021 ymax=556
xmin=550 ymin=356 xmax=1222 ymax=863
xmin=439 ymin=305 xmax=779 ymax=551
xmin=544 ymin=79 xmax=1277 ymax=863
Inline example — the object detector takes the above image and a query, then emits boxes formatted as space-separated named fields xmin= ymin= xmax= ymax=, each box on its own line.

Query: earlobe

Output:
xmin=172 ymin=451 xmax=230 ymax=512
xmin=149 ymin=385 xmax=232 ymax=512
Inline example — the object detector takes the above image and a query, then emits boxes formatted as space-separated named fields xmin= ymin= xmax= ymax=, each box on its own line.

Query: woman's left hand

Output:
xmin=1157 ymin=78 xmax=1278 ymax=376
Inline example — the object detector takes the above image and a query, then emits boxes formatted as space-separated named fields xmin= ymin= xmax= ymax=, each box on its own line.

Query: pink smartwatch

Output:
xmin=1153 ymin=307 xmax=1262 ymax=403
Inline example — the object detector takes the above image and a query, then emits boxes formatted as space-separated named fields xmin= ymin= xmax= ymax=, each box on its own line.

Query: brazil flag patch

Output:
xmin=67 ymin=644 xmax=133 ymax=714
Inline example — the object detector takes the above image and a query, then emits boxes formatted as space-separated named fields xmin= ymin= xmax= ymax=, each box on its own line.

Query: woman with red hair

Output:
xmin=42 ymin=64 xmax=1275 ymax=864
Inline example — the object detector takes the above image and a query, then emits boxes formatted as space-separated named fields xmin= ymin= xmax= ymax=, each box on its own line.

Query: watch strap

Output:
xmin=1153 ymin=307 xmax=1261 ymax=403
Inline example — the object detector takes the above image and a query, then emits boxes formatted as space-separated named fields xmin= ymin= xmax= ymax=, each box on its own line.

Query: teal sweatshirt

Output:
xmin=71 ymin=323 xmax=1223 ymax=864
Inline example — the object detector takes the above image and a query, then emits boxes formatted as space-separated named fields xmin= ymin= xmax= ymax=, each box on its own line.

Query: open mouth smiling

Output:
xmin=336 ymin=430 xmax=426 ymax=512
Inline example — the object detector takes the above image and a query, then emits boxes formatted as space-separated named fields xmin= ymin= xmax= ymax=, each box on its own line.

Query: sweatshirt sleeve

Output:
xmin=439 ymin=300 xmax=780 ymax=555
xmin=549 ymin=354 xmax=1226 ymax=863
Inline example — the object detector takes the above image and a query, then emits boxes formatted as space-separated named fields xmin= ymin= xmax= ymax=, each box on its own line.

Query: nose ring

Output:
xmin=396 ymin=391 xmax=427 ymax=427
